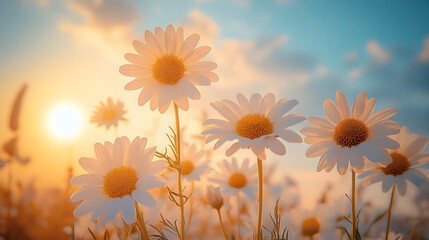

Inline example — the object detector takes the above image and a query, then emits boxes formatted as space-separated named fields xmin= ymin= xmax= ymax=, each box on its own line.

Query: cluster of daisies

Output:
xmin=72 ymin=25 xmax=428 ymax=240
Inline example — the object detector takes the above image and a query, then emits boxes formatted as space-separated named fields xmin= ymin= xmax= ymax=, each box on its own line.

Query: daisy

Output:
xmin=119 ymin=24 xmax=218 ymax=113
xmin=202 ymin=93 xmax=305 ymax=160
xmin=359 ymin=126 xmax=429 ymax=195
xmin=70 ymin=136 xmax=167 ymax=225
xmin=300 ymin=91 xmax=400 ymax=175
xmin=209 ymin=157 xmax=257 ymax=199
xmin=90 ymin=98 xmax=127 ymax=130
xmin=287 ymin=204 xmax=339 ymax=240
xmin=177 ymin=143 xmax=211 ymax=182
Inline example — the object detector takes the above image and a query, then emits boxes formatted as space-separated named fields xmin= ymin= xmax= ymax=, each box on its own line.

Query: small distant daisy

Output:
xmin=209 ymin=157 xmax=257 ymax=199
xmin=359 ymin=126 xmax=429 ymax=196
xmin=301 ymin=91 xmax=400 ymax=174
xmin=178 ymin=143 xmax=211 ymax=182
xmin=287 ymin=204 xmax=338 ymax=240
xmin=120 ymin=24 xmax=218 ymax=113
xmin=70 ymin=137 xmax=167 ymax=225
xmin=90 ymin=98 xmax=127 ymax=130
xmin=202 ymin=93 xmax=305 ymax=160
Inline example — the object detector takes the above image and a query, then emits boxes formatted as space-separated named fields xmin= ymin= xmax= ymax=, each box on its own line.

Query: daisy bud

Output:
xmin=206 ymin=185 xmax=223 ymax=210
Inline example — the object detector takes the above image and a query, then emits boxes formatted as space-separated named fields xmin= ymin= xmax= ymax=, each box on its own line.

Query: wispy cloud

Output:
xmin=343 ymin=51 xmax=358 ymax=65
xmin=59 ymin=0 xmax=141 ymax=51
xmin=366 ymin=40 xmax=390 ymax=64
xmin=419 ymin=36 xmax=429 ymax=62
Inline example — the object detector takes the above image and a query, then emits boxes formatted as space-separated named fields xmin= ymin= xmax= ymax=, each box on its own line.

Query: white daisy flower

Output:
xmin=300 ymin=91 xmax=400 ymax=175
xmin=209 ymin=157 xmax=257 ymax=199
xmin=287 ymin=204 xmax=339 ymax=240
xmin=119 ymin=24 xmax=218 ymax=113
xmin=202 ymin=93 xmax=305 ymax=160
xmin=359 ymin=126 xmax=429 ymax=196
xmin=90 ymin=98 xmax=127 ymax=130
xmin=70 ymin=136 xmax=167 ymax=225
xmin=178 ymin=143 xmax=211 ymax=182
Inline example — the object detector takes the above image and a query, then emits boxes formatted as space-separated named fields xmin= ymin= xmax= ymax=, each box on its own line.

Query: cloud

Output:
xmin=343 ymin=51 xmax=358 ymax=65
xmin=316 ymin=66 xmax=328 ymax=77
xmin=366 ymin=40 xmax=390 ymax=64
xmin=20 ymin=0 xmax=50 ymax=7
xmin=60 ymin=0 xmax=141 ymax=50
xmin=348 ymin=67 xmax=366 ymax=80
xmin=419 ymin=36 xmax=429 ymax=62
xmin=179 ymin=10 xmax=315 ymax=93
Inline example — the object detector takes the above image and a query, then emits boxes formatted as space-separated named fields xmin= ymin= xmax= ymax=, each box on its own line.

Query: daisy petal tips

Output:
xmin=119 ymin=24 xmax=218 ymax=113
xmin=301 ymin=91 xmax=400 ymax=175
xmin=70 ymin=136 xmax=167 ymax=225
xmin=202 ymin=93 xmax=305 ymax=160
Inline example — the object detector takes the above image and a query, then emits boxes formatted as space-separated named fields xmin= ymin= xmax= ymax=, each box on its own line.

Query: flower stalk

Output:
xmin=351 ymin=170 xmax=356 ymax=240
xmin=134 ymin=201 xmax=150 ymax=240
xmin=174 ymin=103 xmax=186 ymax=240
xmin=385 ymin=184 xmax=396 ymax=240
xmin=217 ymin=209 xmax=229 ymax=240
xmin=256 ymin=157 xmax=263 ymax=240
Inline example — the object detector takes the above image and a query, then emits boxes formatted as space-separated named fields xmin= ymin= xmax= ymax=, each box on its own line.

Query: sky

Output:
xmin=0 ymin=0 xmax=429 ymax=211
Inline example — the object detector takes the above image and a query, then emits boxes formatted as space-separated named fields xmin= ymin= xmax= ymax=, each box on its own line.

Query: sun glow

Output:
xmin=49 ymin=105 xmax=82 ymax=138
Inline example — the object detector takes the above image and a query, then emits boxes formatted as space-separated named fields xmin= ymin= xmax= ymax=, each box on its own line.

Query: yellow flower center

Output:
xmin=103 ymin=166 xmax=138 ymax=198
xmin=380 ymin=152 xmax=410 ymax=176
xmin=334 ymin=118 xmax=369 ymax=148
xmin=228 ymin=173 xmax=247 ymax=189
xmin=236 ymin=114 xmax=274 ymax=139
xmin=301 ymin=217 xmax=321 ymax=238
xmin=181 ymin=160 xmax=194 ymax=175
xmin=152 ymin=55 xmax=185 ymax=85
xmin=102 ymin=109 xmax=117 ymax=121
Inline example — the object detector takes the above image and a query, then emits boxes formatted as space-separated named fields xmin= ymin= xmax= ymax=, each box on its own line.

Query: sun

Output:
xmin=49 ymin=105 xmax=82 ymax=138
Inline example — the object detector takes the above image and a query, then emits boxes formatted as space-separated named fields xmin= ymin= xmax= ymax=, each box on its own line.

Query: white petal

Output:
xmin=307 ymin=116 xmax=335 ymax=129
xmin=359 ymin=97 xmax=376 ymax=122
xmin=120 ymin=195 xmax=137 ymax=225
xmin=369 ymin=120 xmax=400 ymax=136
xmin=410 ymin=152 xmax=429 ymax=167
xmin=351 ymin=92 xmax=367 ymax=119
xmin=226 ymin=142 xmax=241 ymax=156
xmin=396 ymin=176 xmax=407 ymax=196
xmin=382 ymin=176 xmax=395 ymax=192
xmin=324 ymin=99 xmax=342 ymax=124
xmin=278 ymin=129 xmax=303 ymax=143
xmin=265 ymin=139 xmax=286 ymax=155
xmin=236 ymin=93 xmax=251 ymax=113
xmin=184 ymin=46 xmax=211 ymax=65
xmin=402 ymin=136 xmax=429 ymax=159
xmin=349 ymin=148 xmax=365 ymax=173
xmin=79 ymin=157 xmax=105 ymax=174
xmin=74 ymin=197 xmax=105 ymax=216
xmin=366 ymin=108 xmax=397 ymax=126
xmin=119 ymin=64 xmax=151 ymax=78
xmin=179 ymin=33 xmax=200 ymax=59
xmin=404 ymin=169 xmax=429 ymax=187
xmin=336 ymin=149 xmax=349 ymax=175
xmin=275 ymin=114 xmax=306 ymax=129
xmin=132 ymin=190 xmax=156 ymax=207
xmin=268 ymin=99 xmax=299 ymax=122
xmin=357 ymin=142 xmax=386 ymax=164
xmin=113 ymin=138 xmax=124 ymax=167
xmin=145 ymin=30 xmax=162 ymax=57
xmin=336 ymin=91 xmax=350 ymax=119
xmin=104 ymin=198 xmax=122 ymax=222
xmin=250 ymin=143 xmax=266 ymax=160
xmin=258 ymin=93 xmax=276 ymax=115
xmin=306 ymin=141 xmax=336 ymax=158
xmin=136 ymin=176 xmax=165 ymax=190
xmin=366 ymin=137 xmax=400 ymax=150
xmin=94 ymin=143 xmax=114 ymax=171
xmin=71 ymin=174 xmax=103 ymax=187
xmin=211 ymin=101 xmax=240 ymax=122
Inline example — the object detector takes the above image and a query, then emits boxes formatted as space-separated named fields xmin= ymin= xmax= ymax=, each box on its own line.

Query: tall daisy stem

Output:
xmin=236 ymin=192 xmax=241 ymax=238
xmin=256 ymin=158 xmax=263 ymax=240
xmin=217 ymin=209 xmax=229 ymax=240
xmin=134 ymin=201 xmax=150 ymax=240
xmin=174 ymin=103 xmax=186 ymax=240
xmin=351 ymin=170 xmax=357 ymax=240
xmin=385 ymin=184 xmax=396 ymax=240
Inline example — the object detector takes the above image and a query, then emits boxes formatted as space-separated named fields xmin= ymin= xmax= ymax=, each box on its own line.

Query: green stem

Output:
xmin=217 ymin=209 xmax=229 ymax=240
xmin=256 ymin=158 xmax=263 ymax=240
xmin=351 ymin=170 xmax=356 ymax=240
xmin=236 ymin=192 xmax=241 ymax=238
xmin=174 ymin=103 xmax=185 ymax=240
xmin=134 ymin=201 xmax=150 ymax=240
xmin=385 ymin=184 xmax=396 ymax=240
